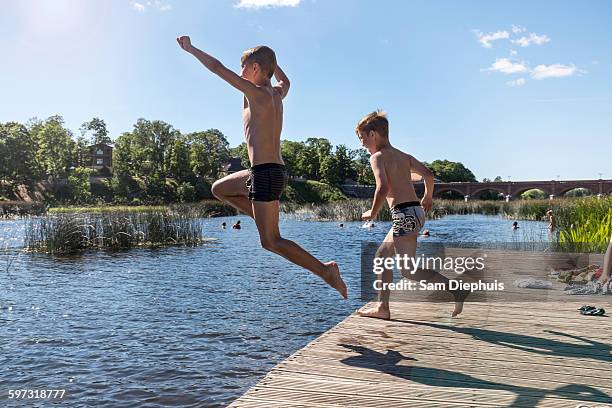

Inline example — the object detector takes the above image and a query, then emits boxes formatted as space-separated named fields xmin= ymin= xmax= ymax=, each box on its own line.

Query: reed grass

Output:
xmin=25 ymin=210 xmax=205 ymax=254
xmin=555 ymin=197 xmax=612 ymax=253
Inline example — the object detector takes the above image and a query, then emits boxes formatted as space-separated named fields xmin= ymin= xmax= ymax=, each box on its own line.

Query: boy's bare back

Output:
xmin=374 ymin=146 xmax=422 ymax=208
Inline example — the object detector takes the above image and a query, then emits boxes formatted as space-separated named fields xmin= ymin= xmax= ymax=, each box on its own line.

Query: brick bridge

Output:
xmin=341 ymin=179 xmax=612 ymax=200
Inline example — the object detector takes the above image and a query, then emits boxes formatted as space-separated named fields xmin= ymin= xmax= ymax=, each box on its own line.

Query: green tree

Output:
xmin=0 ymin=122 xmax=40 ymax=182
xmin=281 ymin=140 xmax=305 ymax=177
xmin=334 ymin=144 xmax=356 ymax=183
xmin=166 ymin=137 xmax=193 ymax=181
xmin=80 ymin=117 xmax=112 ymax=145
xmin=298 ymin=138 xmax=332 ymax=180
xmin=30 ymin=116 xmax=75 ymax=179
xmin=132 ymin=119 xmax=180 ymax=177
xmin=352 ymin=149 xmax=375 ymax=185
xmin=68 ymin=167 xmax=94 ymax=204
xmin=321 ymin=155 xmax=341 ymax=185
xmin=424 ymin=159 xmax=476 ymax=182
xmin=189 ymin=129 xmax=230 ymax=180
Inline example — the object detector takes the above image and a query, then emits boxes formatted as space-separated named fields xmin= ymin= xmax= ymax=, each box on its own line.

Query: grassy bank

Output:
xmin=281 ymin=199 xmax=554 ymax=222
xmin=48 ymin=200 xmax=237 ymax=218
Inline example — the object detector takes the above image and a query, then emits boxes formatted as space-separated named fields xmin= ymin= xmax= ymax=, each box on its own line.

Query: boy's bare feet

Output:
xmin=322 ymin=261 xmax=348 ymax=299
xmin=451 ymin=289 xmax=470 ymax=317
xmin=357 ymin=302 xmax=391 ymax=320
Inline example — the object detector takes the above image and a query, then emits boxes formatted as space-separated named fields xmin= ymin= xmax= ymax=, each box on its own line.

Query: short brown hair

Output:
xmin=355 ymin=110 xmax=389 ymax=138
xmin=241 ymin=46 xmax=277 ymax=79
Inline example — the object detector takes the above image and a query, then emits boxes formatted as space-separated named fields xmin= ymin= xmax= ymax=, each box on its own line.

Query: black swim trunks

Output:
xmin=246 ymin=163 xmax=288 ymax=202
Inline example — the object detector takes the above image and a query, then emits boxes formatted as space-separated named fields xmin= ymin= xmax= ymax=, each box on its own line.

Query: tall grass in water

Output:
xmin=555 ymin=197 xmax=612 ymax=253
xmin=281 ymin=200 xmax=392 ymax=221
xmin=25 ymin=210 xmax=204 ymax=254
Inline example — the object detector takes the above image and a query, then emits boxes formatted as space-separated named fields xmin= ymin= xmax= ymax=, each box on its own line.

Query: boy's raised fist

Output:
xmin=176 ymin=36 xmax=192 ymax=51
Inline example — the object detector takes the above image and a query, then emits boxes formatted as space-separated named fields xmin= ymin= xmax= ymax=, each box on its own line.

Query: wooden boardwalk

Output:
xmin=229 ymin=300 xmax=612 ymax=407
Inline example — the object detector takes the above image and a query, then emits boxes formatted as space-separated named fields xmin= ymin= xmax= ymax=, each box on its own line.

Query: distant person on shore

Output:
xmin=232 ymin=220 xmax=241 ymax=230
xmin=512 ymin=221 xmax=519 ymax=230
xmin=355 ymin=111 xmax=468 ymax=320
xmin=546 ymin=210 xmax=555 ymax=231
xmin=221 ymin=222 xmax=227 ymax=229
xmin=598 ymin=234 xmax=612 ymax=284
xmin=177 ymin=36 xmax=346 ymax=299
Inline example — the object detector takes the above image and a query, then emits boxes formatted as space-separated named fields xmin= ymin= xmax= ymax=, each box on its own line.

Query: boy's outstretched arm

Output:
xmin=273 ymin=65 xmax=290 ymax=99
xmin=362 ymin=153 xmax=389 ymax=220
xmin=409 ymin=155 xmax=434 ymax=212
xmin=177 ymin=36 xmax=259 ymax=97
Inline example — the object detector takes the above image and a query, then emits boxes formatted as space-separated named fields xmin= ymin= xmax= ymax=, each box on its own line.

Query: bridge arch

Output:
xmin=513 ymin=187 xmax=551 ymax=198
xmin=557 ymin=185 xmax=598 ymax=196
xmin=434 ymin=188 xmax=466 ymax=198
xmin=470 ymin=187 xmax=507 ymax=199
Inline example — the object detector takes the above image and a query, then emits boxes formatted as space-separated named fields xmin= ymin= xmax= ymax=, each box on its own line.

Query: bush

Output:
xmin=177 ymin=182 xmax=197 ymax=202
xmin=91 ymin=178 xmax=113 ymax=202
xmin=195 ymin=179 xmax=213 ymax=200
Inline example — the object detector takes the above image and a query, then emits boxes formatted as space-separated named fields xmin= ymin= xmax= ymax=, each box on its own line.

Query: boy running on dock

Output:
xmin=177 ymin=36 xmax=347 ymax=299
xmin=355 ymin=111 xmax=467 ymax=319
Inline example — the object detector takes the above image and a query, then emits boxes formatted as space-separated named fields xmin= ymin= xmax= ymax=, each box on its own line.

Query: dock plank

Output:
xmin=228 ymin=300 xmax=612 ymax=407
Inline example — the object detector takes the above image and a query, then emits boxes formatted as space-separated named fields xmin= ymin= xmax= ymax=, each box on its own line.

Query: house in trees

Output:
xmin=89 ymin=143 xmax=113 ymax=177
xmin=220 ymin=157 xmax=246 ymax=177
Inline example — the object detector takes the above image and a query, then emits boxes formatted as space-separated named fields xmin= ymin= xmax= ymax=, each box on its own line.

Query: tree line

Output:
xmin=1 ymin=115 xmax=478 ymax=204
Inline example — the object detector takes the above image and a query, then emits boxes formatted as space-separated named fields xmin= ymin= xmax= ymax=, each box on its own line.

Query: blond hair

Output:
xmin=241 ymin=46 xmax=277 ymax=79
xmin=355 ymin=110 xmax=389 ymax=138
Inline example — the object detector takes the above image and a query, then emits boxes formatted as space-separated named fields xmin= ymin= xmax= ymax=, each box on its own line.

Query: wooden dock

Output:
xmin=229 ymin=300 xmax=612 ymax=407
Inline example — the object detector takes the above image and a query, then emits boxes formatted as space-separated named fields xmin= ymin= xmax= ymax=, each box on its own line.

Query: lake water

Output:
xmin=0 ymin=215 xmax=549 ymax=407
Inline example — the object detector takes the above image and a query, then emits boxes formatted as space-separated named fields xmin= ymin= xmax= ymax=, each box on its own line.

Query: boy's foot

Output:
xmin=451 ymin=289 xmax=470 ymax=317
xmin=357 ymin=303 xmax=391 ymax=320
xmin=322 ymin=261 xmax=348 ymax=299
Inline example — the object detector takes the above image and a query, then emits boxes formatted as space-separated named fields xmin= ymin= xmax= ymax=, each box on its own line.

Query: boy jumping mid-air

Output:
xmin=355 ymin=111 xmax=467 ymax=319
xmin=177 ymin=36 xmax=347 ymax=299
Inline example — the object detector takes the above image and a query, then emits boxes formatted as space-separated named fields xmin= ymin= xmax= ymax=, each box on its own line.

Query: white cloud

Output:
xmin=131 ymin=0 xmax=172 ymax=12
xmin=512 ymin=32 xmax=550 ymax=47
xmin=507 ymin=78 xmax=526 ymax=87
xmin=131 ymin=1 xmax=145 ymax=12
xmin=511 ymin=24 xmax=526 ymax=33
xmin=510 ymin=49 xmax=518 ymax=56
xmin=235 ymin=0 xmax=300 ymax=8
xmin=473 ymin=30 xmax=509 ymax=48
xmin=531 ymin=64 xmax=584 ymax=80
xmin=482 ymin=58 xmax=529 ymax=74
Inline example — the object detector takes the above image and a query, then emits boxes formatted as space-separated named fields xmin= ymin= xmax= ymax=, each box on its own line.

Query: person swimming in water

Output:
xmin=512 ymin=221 xmax=519 ymax=230
xmin=232 ymin=220 xmax=241 ymax=230
xmin=221 ymin=222 xmax=227 ymax=229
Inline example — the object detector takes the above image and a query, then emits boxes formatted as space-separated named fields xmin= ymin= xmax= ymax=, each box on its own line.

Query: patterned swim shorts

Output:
xmin=391 ymin=201 xmax=425 ymax=237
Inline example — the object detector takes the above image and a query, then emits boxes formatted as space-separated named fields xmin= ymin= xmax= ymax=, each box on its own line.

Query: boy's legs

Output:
xmin=358 ymin=228 xmax=395 ymax=320
xmin=252 ymin=200 xmax=347 ymax=298
xmin=392 ymin=235 xmax=467 ymax=317
xmin=211 ymin=170 xmax=253 ymax=217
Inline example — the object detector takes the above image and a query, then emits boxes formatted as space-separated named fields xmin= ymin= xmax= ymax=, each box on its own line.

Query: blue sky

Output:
xmin=1 ymin=0 xmax=610 ymax=181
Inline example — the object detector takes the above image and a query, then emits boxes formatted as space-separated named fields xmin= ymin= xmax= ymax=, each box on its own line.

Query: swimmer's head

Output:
xmin=240 ymin=46 xmax=277 ymax=82
xmin=356 ymin=110 xmax=389 ymax=152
